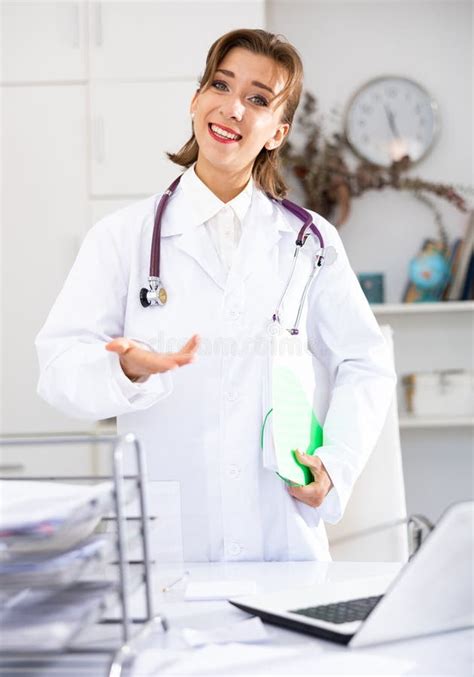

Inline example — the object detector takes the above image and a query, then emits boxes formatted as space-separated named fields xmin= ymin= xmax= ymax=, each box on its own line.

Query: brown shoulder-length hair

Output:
xmin=166 ymin=28 xmax=304 ymax=199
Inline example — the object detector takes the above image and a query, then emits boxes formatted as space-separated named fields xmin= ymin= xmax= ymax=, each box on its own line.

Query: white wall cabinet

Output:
xmin=1 ymin=2 xmax=87 ymax=83
xmin=2 ymin=1 xmax=267 ymax=478
xmin=0 ymin=441 xmax=95 ymax=478
xmin=88 ymin=0 xmax=265 ymax=80
xmin=89 ymin=81 xmax=195 ymax=196
xmin=88 ymin=0 xmax=266 ymax=196
xmin=90 ymin=199 xmax=135 ymax=225
xmin=373 ymin=303 xmax=474 ymax=522
xmin=1 ymin=85 xmax=95 ymax=475
xmin=1 ymin=85 xmax=90 ymax=436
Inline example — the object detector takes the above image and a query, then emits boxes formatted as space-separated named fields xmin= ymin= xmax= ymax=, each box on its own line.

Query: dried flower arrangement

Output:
xmin=280 ymin=91 xmax=471 ymax=251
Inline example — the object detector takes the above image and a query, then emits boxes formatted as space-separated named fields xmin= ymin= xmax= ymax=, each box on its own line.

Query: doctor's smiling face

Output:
xmin=190 ymin=47 xmax=290 ymax=199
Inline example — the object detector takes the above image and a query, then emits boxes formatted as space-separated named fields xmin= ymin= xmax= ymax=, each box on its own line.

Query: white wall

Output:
xmin=268 ymin=0 xmax=473 ymax=303
xmin=268 ymin=0 xmax=474 ymax=523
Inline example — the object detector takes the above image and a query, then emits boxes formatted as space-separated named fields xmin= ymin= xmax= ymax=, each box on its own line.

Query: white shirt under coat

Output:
xmin=181 ymin=164 xmax=253 ymax=273
xmin=35 ymin=164 xmax=396 ymax=562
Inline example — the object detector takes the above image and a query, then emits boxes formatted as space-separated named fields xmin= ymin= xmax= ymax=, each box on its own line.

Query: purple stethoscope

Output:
xmin=139 ymin=175 xmax=337 ymax=335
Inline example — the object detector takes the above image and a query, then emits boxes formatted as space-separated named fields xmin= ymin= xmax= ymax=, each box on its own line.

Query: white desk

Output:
xmin=1 ymin=561 xmax=472 ymax=676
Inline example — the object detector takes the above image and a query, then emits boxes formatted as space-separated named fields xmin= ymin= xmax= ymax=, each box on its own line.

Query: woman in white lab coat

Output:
xmin=36 ymin=29 xmax=396 ymax=562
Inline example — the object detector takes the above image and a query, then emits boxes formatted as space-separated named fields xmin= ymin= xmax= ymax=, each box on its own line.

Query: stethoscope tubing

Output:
xmin=140 ymin=175 xmax=328 ymax=316
xmin=291 ymin=257 xmax=322 ymax=334
xmin=272 ymin=245 xmax=301 ymax=324
xmin=149 ymin=176 xmax=181 ymax=279
xmin=280 ymin=198 xmax=324 ymax=249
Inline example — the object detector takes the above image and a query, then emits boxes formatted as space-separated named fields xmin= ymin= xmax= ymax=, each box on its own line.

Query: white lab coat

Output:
xmin=35 ymin=181 xmax=396 ymax=562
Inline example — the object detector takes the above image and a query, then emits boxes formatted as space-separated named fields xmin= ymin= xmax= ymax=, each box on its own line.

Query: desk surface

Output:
xmin=1 ymin=561 xmax=472 ymax=676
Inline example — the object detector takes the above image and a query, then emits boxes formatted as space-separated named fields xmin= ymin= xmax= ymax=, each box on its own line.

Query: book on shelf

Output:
xmin=447 ymin=211 xmax=474 ymax=301
xmin=460 ymin=253 xmax=474 ymax=300
xmin=441 ymin=238 xmax=462 ymax=300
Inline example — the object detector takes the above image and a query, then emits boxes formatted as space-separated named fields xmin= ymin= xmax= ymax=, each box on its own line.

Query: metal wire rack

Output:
xmin=0 ymin=433 xmax=167 ymax=677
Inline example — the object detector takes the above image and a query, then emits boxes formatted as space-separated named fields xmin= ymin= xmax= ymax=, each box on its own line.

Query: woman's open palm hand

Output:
xmin=106 ymin=334 xmax=200 ymax=381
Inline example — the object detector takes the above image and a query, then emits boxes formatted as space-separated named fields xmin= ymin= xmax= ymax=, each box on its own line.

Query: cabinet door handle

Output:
xmin=93 ymin=2 xmax=103 ymax=47
xmin=71 ymin=3 xmax=80 ymax=48
xmin=0 ymin=463 xmax=25 ymax=473
xmin=93 ymin=116 xmax=105 ymax=164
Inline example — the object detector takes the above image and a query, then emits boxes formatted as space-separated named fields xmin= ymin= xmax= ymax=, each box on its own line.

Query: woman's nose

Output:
xmin=220 ymin=97 xmax=245 ymax=121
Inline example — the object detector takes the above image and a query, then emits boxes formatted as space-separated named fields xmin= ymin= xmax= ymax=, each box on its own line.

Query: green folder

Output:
xmin=261 ymin=364 xmax=323 ymax=486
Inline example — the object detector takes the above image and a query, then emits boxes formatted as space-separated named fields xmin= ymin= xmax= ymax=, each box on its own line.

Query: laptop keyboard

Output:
xmin=291 ymin=595 xmax=383 ymax=625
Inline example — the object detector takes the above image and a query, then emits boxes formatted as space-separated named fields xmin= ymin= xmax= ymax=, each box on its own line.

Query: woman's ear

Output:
xmin=189 ymin=88 xmax=200 ymax=117
xmin=265 ymin=123 xmax=290 ymax=150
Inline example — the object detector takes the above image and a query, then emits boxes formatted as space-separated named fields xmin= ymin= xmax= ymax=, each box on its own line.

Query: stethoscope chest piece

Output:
xmin=140 ymin=276 xmax=167 ymax=307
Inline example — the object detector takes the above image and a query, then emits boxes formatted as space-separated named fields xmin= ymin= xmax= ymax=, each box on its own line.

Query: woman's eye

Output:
xmin=250 ymin=95 xmax=268 ymax=107
xmin=212 ymin=80 xmax=228 ymax=91
xmin=211 ymin=80 xmax=268 ymax=107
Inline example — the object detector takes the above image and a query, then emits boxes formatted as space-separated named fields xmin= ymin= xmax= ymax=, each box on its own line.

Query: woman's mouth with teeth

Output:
xmin=208 ymin=123 xmax=242 ymax=143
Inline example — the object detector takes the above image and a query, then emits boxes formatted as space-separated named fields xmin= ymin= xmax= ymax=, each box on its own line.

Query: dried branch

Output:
xmin=281 ymin=92 xmax=471 ymax=228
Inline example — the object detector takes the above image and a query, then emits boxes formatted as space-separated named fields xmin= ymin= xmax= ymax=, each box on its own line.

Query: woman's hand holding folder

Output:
xmin=287 ymin=450 xmax=333 ymax=508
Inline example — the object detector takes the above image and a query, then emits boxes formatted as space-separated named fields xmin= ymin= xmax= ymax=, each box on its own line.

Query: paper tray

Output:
xmin=0 ymin=479 xmax=136 ymax=555
xmin=0 ymin=535 xmax=110 ymax=590
xmin=0 ymin=580 xmax=116 ymax=652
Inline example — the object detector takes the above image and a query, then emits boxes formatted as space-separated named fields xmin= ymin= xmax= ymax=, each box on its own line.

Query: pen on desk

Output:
xmin=161 ymin=570 xmax=190 ymax=592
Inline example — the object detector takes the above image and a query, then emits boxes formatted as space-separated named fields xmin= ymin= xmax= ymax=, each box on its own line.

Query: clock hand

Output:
xmin=383 ymin=103 xmax=401 ymax=138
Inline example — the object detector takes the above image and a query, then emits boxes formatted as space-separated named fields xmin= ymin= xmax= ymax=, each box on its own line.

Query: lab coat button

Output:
xmin=228 ymin=464 xmax=240 ymax=478
xmin=225 ymin=390 xmax=239 ymax=402
xmin=227 ymin=542 xmax=242 ymax=556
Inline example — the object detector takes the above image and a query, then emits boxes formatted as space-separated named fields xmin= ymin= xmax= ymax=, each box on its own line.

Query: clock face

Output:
xmin=344 ymin=76 xmax=438 ymax=167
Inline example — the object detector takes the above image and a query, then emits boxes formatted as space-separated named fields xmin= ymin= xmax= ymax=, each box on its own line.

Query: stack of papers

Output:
xmin=0 ymin=479 xmax=135 ymax=652
xmin=0 ymin=480 xmax=114 ymax=554
xmin=0 ymin=580 xmax=115 ymax=651
xmin=0 ymin=535 xmax=109 ymax=589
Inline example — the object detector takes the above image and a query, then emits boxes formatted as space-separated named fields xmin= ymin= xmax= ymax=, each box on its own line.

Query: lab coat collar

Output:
xmin=160 ymin=173 xmax=294 ymax=237
xmin=160 ymin=174 xmax=295 ymax=292
xmin=179 ymin=163 xmax=254 ymax=227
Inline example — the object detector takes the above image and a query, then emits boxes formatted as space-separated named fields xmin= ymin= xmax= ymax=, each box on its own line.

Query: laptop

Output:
xmin=229 ymin=502 xmax=474 ymax=647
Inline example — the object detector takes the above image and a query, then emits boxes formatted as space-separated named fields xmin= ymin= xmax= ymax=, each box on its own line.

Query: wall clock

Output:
xmin=344 ymin=76 xmax=439 ymax=168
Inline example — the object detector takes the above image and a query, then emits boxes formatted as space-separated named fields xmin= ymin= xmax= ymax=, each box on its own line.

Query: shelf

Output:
xmin=371 ymin=301 xmax=474 ymax=315
xmin=399 ymin=415 xmax=474 ymax=429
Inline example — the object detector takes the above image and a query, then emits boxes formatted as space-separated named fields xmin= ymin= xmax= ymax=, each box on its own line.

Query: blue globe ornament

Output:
xmin=408 ymin=241 xmax=450 ymax=302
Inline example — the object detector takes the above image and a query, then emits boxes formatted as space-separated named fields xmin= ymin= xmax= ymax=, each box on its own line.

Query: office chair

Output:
xmin=325 ymin=325 xmax=410 ymax=563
